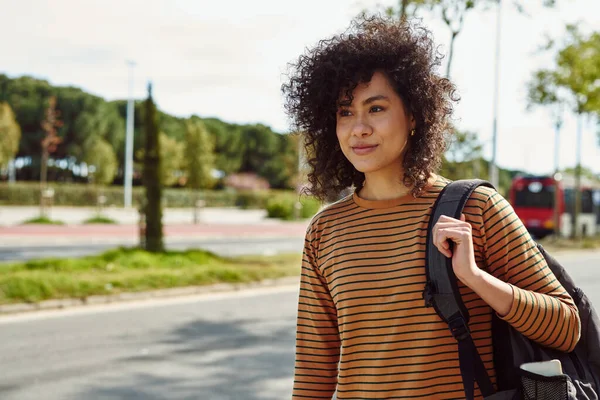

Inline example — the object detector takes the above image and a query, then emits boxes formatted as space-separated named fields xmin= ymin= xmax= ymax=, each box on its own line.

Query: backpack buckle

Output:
xmin=423 ymin=282 xmax=435 ymax=307
xmin=448 ymin=315 xmax=470 ymax=341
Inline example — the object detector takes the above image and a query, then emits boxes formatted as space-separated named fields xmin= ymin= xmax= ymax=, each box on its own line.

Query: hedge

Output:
xmin=266 ymin=196 xmax=322 ymax=220
xmin=0 ymin=182 xmax=303 ymax=209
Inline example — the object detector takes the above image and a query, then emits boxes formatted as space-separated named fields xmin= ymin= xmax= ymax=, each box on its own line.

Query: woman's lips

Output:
xmin=352 ymin=145 xmax=378 ymax=155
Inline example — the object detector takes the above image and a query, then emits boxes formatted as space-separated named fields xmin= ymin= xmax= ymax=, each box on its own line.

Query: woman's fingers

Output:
xmin=433 ymin=215 xmax=471 ymax=258
xmin=435 ymin=228 xmax=462 ymax=258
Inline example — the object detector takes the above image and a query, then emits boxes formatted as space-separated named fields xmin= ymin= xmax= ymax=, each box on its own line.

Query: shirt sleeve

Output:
xmin=292 ymin=227 xmax=341 ymax=399
xmin=479 ymin=190 xmax=581 ymax=353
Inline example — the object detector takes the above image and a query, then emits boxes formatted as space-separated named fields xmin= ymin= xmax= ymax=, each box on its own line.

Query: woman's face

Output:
xmin=336 ymin=71 xmax=415 ymax=180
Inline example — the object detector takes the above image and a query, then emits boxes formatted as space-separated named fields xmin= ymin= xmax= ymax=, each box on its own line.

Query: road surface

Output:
xmin=0 ymin=286 xmax=300 ymax=400
xmin=0 ymin=250 xmax=598 ymax=400
xmin=0 ymin=237 xmax=306 ymax=262
xmin=0 ymin=222 xmax=308 ymax=262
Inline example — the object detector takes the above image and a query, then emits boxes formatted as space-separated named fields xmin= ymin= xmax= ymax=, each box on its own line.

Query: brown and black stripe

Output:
xmin=292 ymin=176 xmax=580 ymax=399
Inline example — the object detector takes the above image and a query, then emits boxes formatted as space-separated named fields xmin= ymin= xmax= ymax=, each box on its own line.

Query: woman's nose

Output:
xmin=351 ymin=121 xmax=373 ymax=137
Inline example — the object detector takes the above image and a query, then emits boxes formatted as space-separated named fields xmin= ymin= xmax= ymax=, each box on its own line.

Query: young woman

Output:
xmin=282 ymin=15 xmax=580 ymax=399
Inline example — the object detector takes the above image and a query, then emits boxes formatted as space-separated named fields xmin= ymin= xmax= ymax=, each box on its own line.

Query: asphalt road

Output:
xmin=0 ymin=250 xmax=598 ymax=400
xmin=0 ymin=237 xmax=306 ymax=262
xmin=0 ymin=285 xmax=300 ymax=400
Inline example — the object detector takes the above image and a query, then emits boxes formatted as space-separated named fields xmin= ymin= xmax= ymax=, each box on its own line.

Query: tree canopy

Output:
xmin=0 ymin=102 xmax=21 ymax=169
xmin=0 ymin=74 xmax=299 ymax=189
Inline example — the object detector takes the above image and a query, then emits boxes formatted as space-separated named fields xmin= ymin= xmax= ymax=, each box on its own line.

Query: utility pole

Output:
xmin=573 ymin=113 xmax=583 ymax=239
xmin=490 ymin=0 xmax=502 ymax=188
xmin=8 ymin=159 xmax=15 ymax=184
xmin=124 ymin=60 xmax=136 ymax=208
xmin=553 ymin=107 xmax=563 ymax=238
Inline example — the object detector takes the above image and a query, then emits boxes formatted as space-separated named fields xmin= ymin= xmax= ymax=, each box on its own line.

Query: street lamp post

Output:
xmin=490 ymin=0 xmax=502 ymax=189
xmin=124 ymin=61 xmax=136 ymax=208
xmin=573 ymin=114 xmax=583 ymax=239
xmin=7 ymin=159 xmax=15 ymax=184
xmin=553 ymin=107 xmax=563 ymax=238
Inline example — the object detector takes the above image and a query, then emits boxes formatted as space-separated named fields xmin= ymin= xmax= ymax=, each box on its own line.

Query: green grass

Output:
xmin=22 ymin=216 xmax=65 ymax=225
xmin=83 ymin=215 xmax=117 ymax=224
xmin=0 ymin=248 xmax=301 ymax=305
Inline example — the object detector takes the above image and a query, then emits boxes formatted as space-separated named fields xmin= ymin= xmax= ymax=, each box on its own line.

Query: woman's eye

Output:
xmin=338 ymin=109 xmax=351 ymax=117
xmin=370 ymin=105 xmax=384 ymax=113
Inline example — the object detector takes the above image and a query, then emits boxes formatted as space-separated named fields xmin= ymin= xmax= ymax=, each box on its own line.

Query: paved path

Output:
xmin=0 ymin=206 xmax=273 ymax=226
xmin=0 ymin=222 xmax=308 ymax=242
xmin=0 ymin=206 xmax=310 ymax=246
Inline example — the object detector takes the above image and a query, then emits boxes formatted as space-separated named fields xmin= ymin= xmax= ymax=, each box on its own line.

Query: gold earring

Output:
xmin=410 ymin=128 xmax=416 ymax=137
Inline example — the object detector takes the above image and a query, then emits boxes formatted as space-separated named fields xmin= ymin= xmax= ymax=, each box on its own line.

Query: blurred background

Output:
xmin=0 ymin=0 xmax=599 ymax=399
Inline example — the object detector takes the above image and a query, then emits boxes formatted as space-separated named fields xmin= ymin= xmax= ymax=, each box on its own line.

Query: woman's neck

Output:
xmin=359 ymin=172 xmax=410 ymax=201
xmin=359 ymin=173 xmax=436 ymax=201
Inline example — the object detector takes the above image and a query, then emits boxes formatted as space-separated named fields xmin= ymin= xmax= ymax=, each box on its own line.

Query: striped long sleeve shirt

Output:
xmin=292 ymin=175 xmax=581 ymax=399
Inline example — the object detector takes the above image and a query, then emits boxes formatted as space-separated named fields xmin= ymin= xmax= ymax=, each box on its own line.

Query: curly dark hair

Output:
xmin=282 ymin=15 xmax=459 ymax=201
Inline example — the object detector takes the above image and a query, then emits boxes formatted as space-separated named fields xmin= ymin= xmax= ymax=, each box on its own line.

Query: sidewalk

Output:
xmin=0 ymin=205 xmax=274 ymax=226
xmin=0 ymin=223 xmax=309 ymax=243
xmin=0 ymin=206 xmax=310 ymax=244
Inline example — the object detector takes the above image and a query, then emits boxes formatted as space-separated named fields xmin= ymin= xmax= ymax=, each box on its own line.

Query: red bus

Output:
xmin=509 ymin=174 xmax=600 ymax=238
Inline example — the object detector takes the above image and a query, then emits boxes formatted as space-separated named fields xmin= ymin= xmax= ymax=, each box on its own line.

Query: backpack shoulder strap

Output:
xmin=424 ymin=179 xmax=495 ymax=321
xmin=423 ymin=178 xmax=496 ymax=399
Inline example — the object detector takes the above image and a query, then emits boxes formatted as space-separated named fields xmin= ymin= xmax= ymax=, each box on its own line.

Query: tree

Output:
xmin=379 ymin=1 xmax=563 ymax=77
xmin=0 ymin=102 xmax=21 ymax=170
xmin=69 ymin=100 xmax=124 ymax=163
xmin=135 ymin=132 xmax=185 ymax=187
xmin=0 ymin=73 xmax=298 ymax=185
xmin=260 ymin=133 xmax=299 ymax=189
xmin=204 ymin=118 xmax=244 ymax=174
xmin=0 ymin=75 xmax=127 ymax=182
xmin=423 ymin=0 xmax=479 ymax=77
xmin=142 ymin=83 xmax=164 ymax=252
xmin=83 ymin=138 xmax=118 ymax=185
xmin=527 ymin=26 xmax=600 ymax=238
xmin=441 ymin=130 xmax=485 ymax=180
xmin=184 ymin=118 xmax=215 ymax=190
xmin=159 ymin=133 xmax=185 ymax=186
xmin=39 ymin=96 xmax=63 ymax=217
xmin=563 ymin=166 xmax=599 ymax=181
xmin=0 ymin=75 xmax=53 ymax=167
xmin=381 ymin=0 xmax=428 ymax=20
xmin=377 ymin=0 xmax=486 ymax=77
xmin=445 ymin=130 xmax=483 ymax=163
xmin=238 ymin=124 xmax=284 ymax=186
xmin=40 ymin=97 xmax=63 ymax=187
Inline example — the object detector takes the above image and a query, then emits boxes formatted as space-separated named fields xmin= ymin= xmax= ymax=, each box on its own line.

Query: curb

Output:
xmin=0 ymin=276 xmax=300 ymax=315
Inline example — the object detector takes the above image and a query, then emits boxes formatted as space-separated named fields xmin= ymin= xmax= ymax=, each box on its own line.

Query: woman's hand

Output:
xmin=432 ymin=214 xmax=481 ymax=283
xmin=432 ymin=213 xmax=514 ymax=317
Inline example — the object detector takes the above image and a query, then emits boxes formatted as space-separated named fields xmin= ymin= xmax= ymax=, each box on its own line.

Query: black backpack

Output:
xmin=423 ymin=179 xmax=600 ymax=400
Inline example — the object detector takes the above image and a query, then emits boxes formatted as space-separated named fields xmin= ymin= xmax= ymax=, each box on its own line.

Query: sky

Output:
xmin=1 ymin=0 xmax=599 ymax=175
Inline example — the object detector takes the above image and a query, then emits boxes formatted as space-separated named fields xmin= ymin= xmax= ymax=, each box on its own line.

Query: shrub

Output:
xmin=266 ymin=196 xmax=322 ymax=220
xmin=266 ymin=198 xmax=295 ymax=220
xmin=235 ymin=191 xmax=270 ymax=209
xmin=22 ymin=216 xmax=65 ymax=225
xmin=83 ymin=215 xmax=117 ymax=224
xmin=300 ymin=197 xmax=322 ymax=218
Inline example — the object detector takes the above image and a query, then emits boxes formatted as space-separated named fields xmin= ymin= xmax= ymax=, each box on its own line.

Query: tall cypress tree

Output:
xmin=142 ymin=82 xmax=164 ymax=252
